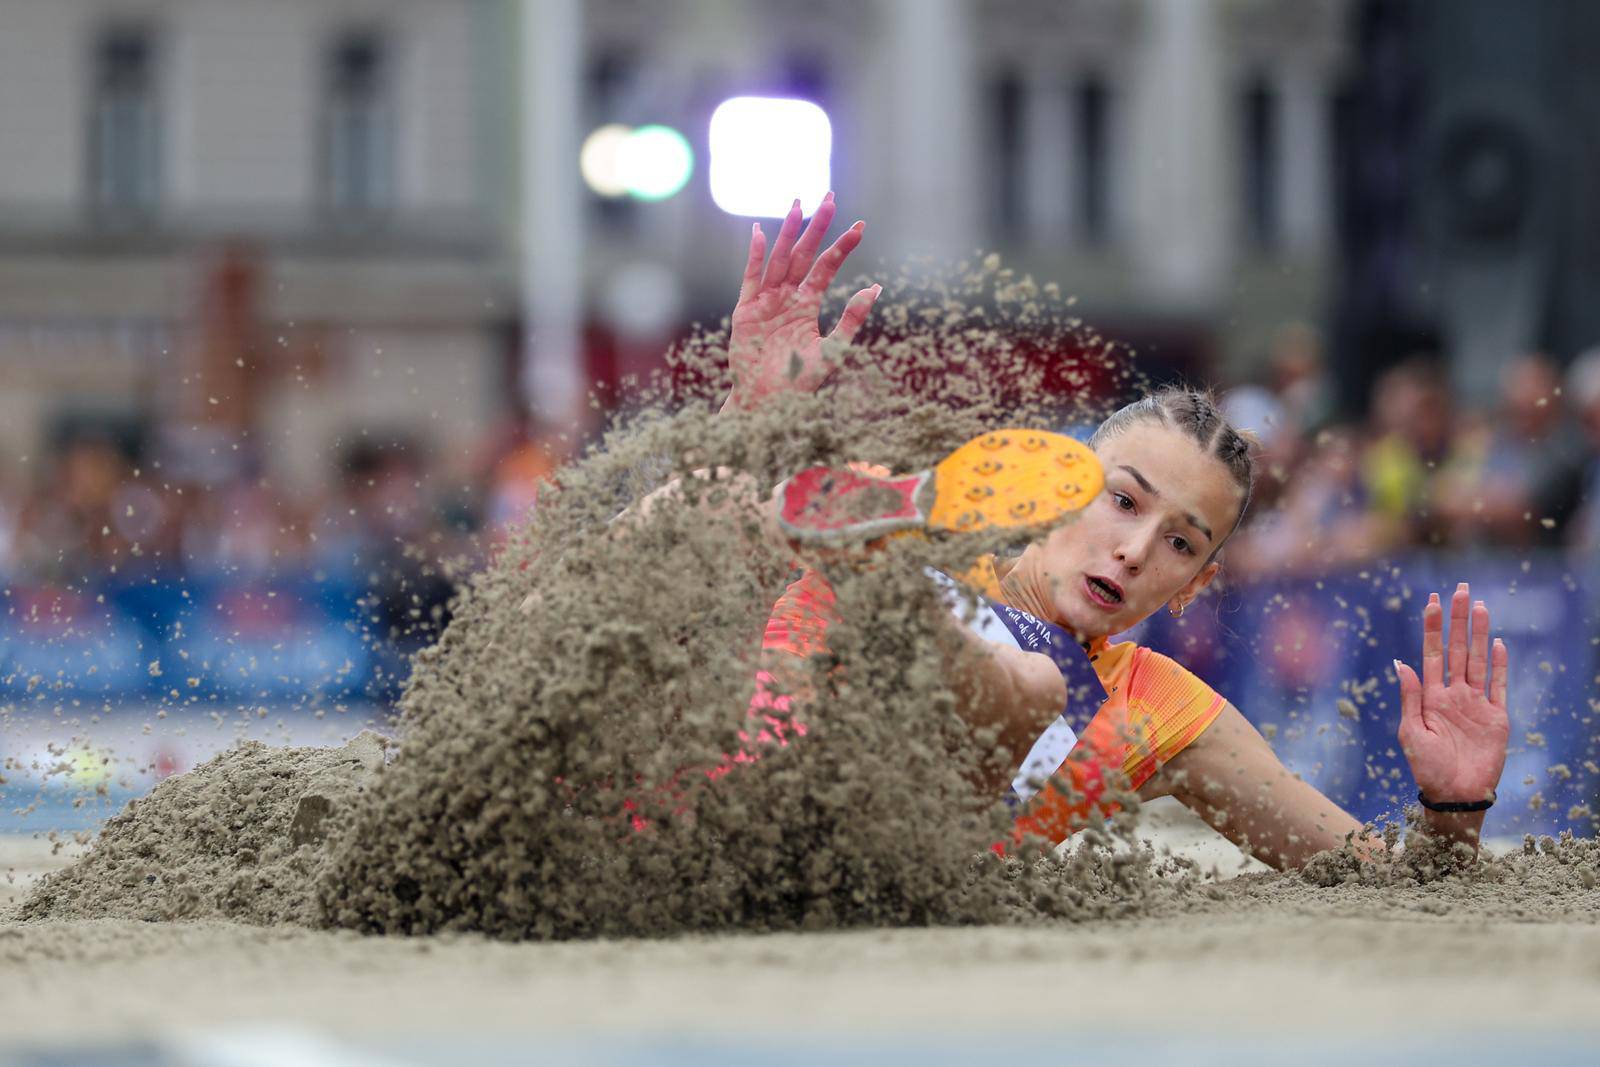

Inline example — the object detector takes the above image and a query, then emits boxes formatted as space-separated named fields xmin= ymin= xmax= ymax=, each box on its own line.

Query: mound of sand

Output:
xmin=17 ymin=734 xmax=385 ymax=925
xmin=9 ymin=259 xmax=1600 ymax=943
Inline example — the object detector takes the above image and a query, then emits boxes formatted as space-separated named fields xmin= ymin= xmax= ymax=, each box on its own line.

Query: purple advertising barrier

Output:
xmin=1142 ymin=555 xmax=1597 ymax=837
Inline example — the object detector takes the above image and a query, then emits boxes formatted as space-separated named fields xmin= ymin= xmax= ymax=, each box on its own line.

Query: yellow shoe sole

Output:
xmin=775 ymin=429 xmax=1103 ymax=545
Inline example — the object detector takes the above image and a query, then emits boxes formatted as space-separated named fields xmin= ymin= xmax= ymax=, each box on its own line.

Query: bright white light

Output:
xmin=709 ymin=97 xmax=832 ymax=217
xmin=619 ymin=125 xmax=694 ymax=201
xmin=580 ymin=124 xmax=632 ymax=198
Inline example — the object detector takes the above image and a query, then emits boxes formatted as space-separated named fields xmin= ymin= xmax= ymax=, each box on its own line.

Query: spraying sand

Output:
xmin=3 ymin=262 xmax=1598 ymax=1048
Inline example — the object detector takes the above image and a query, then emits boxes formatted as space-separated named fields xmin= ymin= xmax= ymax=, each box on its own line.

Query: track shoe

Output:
xmin=774 ymin=430 xmax=1103 ymax=546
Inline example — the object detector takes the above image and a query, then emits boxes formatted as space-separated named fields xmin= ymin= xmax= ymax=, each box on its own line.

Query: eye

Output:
xmin=1113 ymin=492 xmax=1134 ymax=511
xmin=1169 ymin=535 xmax=1193 ymax=555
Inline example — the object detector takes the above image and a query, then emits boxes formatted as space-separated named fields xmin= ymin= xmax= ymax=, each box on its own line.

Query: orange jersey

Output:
xmin=756 ymin=557 xmax=1227 ymax=846
xmin=1005 ymin=633 xmax=1225 ymax=845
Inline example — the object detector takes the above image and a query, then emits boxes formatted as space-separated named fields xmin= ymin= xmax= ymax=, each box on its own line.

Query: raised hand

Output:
xmin=724 ymin=193 xmax=881 ymax=412
xmin=1393 ymin=582 xmax=1510 ymax=807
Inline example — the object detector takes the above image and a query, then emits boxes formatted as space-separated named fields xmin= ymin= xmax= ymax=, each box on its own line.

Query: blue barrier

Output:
xmin=3 ymin=556 xmax=1596 ymax=837
xmin=0 ymin=565 xmax=389 ymax=707
xmin=1139 ymin=554 xmax=1599 ymax=837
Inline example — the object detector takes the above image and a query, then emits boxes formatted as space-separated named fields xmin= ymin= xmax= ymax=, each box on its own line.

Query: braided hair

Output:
xmin=1088 ymin=386 xmax=1256 ymax=558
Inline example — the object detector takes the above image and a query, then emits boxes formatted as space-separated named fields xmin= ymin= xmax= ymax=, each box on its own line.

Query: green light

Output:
xmin=620 ymin=124 xmax=694 ymax=201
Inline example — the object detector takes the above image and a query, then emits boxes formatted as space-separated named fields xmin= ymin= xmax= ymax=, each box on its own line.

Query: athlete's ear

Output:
xmin=1175 ymin=561 xmax=1221 ymax=609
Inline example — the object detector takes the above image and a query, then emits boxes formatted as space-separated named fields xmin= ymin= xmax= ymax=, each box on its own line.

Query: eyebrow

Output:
xmin=1117 ymin=464 xmax=1214 ymax=542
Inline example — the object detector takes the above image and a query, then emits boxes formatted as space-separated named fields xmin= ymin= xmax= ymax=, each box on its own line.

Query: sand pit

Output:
xmin=5 ymin=823 xmax=1600 ymax=1059
xmin=3 ymin=271 xmax=1597 ymax=1062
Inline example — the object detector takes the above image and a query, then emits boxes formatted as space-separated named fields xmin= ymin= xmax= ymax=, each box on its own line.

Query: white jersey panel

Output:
xmin=926 ymin=569 xmax=1079 ymax=802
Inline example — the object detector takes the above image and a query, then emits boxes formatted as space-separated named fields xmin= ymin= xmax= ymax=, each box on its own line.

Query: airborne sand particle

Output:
xmin=9 ymin=263 xmax=1600 ymax=940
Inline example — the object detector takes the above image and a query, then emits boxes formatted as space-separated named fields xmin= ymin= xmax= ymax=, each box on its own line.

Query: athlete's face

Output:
xmin=1020 ymin=423 xmax=1245 ymax=639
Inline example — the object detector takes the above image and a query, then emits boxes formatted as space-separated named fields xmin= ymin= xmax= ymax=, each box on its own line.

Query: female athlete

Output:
xmin=694 ymin=195 xmax=1511 ymax=870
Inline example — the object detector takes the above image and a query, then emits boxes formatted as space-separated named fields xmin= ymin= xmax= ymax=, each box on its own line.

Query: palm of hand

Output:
xmin=1395 ymin=584 xmax=1510 ymax=803
xmin=724 ymin=195 xmax=879 ymax=411
xmin=730 ymin=297 xmax=830 ymax=399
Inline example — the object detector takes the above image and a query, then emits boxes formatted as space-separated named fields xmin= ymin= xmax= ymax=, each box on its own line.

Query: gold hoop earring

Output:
xmin=1169 ymin=602 xmax=1185 ymax=618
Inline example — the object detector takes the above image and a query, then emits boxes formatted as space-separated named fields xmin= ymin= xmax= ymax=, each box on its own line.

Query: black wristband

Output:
xmin=1417 ymin=790 xmax=1495 ymax=813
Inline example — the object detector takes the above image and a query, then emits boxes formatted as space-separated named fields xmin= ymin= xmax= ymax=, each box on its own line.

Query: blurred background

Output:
xmin=0 ymin=0 xmax=1596 ymax=836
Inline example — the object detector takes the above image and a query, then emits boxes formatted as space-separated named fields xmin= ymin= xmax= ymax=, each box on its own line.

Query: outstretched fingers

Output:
xmin=800 ymin=220 xmax=867 ymax=302
xmin=826 ymin=284 xmax=882 ymax=345
xmin=1421 ymin=592 xmax=1444 ymax=690
xmin=737 ymin=222 xmax=767 ymax=304
xmin=1490 ymin=638 xmax=1509 ymax=710
xmin=783 ymin=192 xmax=837 ymax=288
xmin=1466 ymin=598 xmax=1491 ymax=693
xmin=759 ymin=199 xmax=805 ymax=290
xmin=1446 ymin=582 xmax=1470 ymax=686
xmin=1395 ymin=659 xmax=1426 ymax=742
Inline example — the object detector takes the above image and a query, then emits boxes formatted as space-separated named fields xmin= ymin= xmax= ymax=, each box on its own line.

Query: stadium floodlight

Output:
xmin=709 ymin=97 xmax=832 ymax=217
xmin=580 ymin=124 xmax=633 ymax=198
xmin=618 ymin=124 xmax=694 ymax=201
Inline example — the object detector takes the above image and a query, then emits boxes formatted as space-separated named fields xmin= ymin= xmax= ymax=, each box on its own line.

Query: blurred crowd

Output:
xmin=1225 ymin=326 xmax=1600 ymax=581
xmin=1 ymin=329 xmax=1597 ymax=616
xmin=0 ymin=412 xmax=573 ymax=647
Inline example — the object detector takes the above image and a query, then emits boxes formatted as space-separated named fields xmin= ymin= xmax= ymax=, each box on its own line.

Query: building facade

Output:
xmin=0 ymin=0 xmax=1348 ymax=487
xmin=0 ymin=0 xmax=512 ymax=489
xmin=562 ymin=0 xmax=1349 ymax=412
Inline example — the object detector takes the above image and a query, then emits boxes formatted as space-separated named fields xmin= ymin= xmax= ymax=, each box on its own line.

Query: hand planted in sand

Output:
xmin=1394 ymin=583 xmax=1510 ymax=809
xmin=724 ymin=193 xmax=881 ymax=412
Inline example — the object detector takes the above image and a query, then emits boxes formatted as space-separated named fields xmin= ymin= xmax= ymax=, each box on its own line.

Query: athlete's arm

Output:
xmin=512 ymin=467 xmax=791 ymax=619
xmin=1155 ymin=583 xmax=1509 ymax=870
xmin=931 ymin=621 xmax=1068 ymax=793
xmin=608 ymin=197 xmax=883 ymax=551
xmin=618 ymin=466 xmax=788 ymax=557
xmin=1151 ymin=702 xmax=1370 ymax=870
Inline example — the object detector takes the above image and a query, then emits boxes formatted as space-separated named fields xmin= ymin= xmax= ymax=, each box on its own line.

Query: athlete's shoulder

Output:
xmin=1086 ymin=638 xmax=1136 ymax=686
xmin=1091 ymin=638 xmax=1216 ymax=709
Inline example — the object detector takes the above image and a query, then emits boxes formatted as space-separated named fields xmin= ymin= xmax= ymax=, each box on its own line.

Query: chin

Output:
xmin=1053 ymin=602 xmax=1106 ymax=643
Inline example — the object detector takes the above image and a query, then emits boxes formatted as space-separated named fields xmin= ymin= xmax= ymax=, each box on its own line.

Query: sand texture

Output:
xmin=7 ymin=797 xmax=1600 ymax=1045
xmin=4 ymin=824 xmax=1600 ymax=1045
xmin=16 ymin=734 xmax=385 ymax=926
xmin=2 ymin=264 xmax=1596 ymax=1053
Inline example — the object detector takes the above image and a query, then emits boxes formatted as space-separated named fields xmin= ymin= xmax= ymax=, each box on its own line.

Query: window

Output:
xmin=90 ymin=25 xmax=161 ymax=216
xmin=586 ymin=45 xmax=638 ymax=228
xmin=322 ymin=30 xmax=393 ymax=216
xmin=1075 ymin=76 xmax=1109 ymax=245
xmin=1242 ymin=74 xmax=1280 ymax=248
xmin=783 ymin=53 xmax=828 ymax=103
xmin=989 ymin=72 xmax=1024 ymax=235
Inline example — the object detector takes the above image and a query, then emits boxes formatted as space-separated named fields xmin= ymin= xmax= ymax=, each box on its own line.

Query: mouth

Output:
xmin=1083 ymin=574 xmax=1124 ymax=610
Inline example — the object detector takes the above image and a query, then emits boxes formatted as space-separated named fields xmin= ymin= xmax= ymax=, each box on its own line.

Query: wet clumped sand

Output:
xmin=17 ymin=733 xmax=385 ymax=925
xmin=10 ymin=259 xmax=1600 ymax=942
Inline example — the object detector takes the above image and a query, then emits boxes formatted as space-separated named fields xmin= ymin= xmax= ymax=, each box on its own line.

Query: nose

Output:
xmin=1113 ymin=524 xmax=1158 ymax=574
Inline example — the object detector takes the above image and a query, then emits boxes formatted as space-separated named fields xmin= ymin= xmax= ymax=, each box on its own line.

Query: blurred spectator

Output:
xmin=1360 ymin=356 xmax=1454 ymax=546
xmin=1220 ymin=324 xmax=1329 ymax=523
xmin=1565 ymin=348 xmax=1600 ymax=561
xmin=330 ymin=436 xmax=463 ymax=651
xmin=1229 ymin=425 xmax=1402 ymax=580
xmin=0 ymin=456 xmax=19 ymax=573
xmin=12 ymin=435 xmax=132 ymax=580
xmin=483 ymin=412 xmax=572 ymax=536
xmin=1224 ymin=385 xmax=1297 ymax=515
xmin=183 ymin=478 xmax=296 ymax=575
xmin=1434 ymin=354 xmax=1587 ymax=547
xmin=1267 ymin=321 xmax=1334 ymax=433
